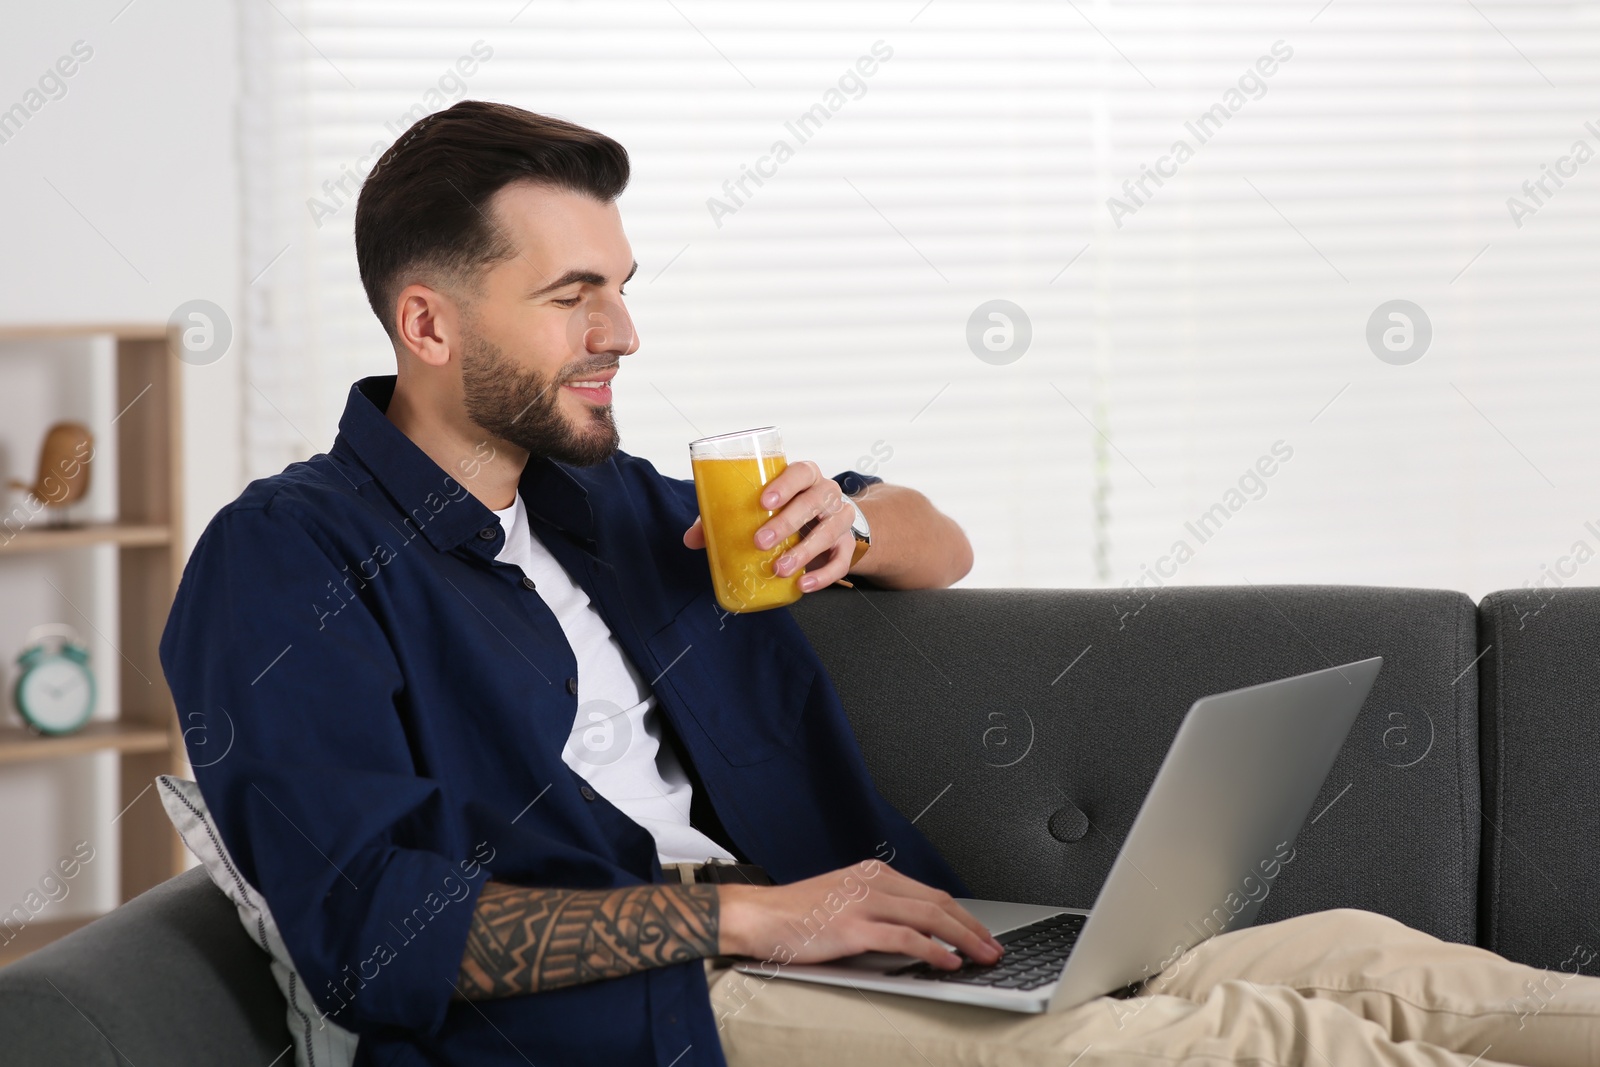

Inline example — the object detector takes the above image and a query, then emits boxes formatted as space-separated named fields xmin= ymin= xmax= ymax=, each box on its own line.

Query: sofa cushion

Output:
xmin=1478 ymin=588 xmax=1600 ymax=968
xmin=790 ymin=584 xmax=1481 ymax=945
xmin=0 ymin=865 xmax=289 ymax=1066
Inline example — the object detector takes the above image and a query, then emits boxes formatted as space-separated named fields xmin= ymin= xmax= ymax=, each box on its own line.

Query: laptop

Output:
xmin=736 ymin=656 xmax=1383 ymax=1012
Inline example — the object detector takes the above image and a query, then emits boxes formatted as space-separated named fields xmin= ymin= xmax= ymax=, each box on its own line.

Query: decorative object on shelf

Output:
xmin=13 ymin=623 xmax=96 ymax=736
xmin=7 ymin=421 xmax=94 ymax=526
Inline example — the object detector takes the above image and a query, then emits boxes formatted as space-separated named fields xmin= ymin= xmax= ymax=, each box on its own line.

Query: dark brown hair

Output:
xmin=355 ymin=100 xmax=630 ymax=341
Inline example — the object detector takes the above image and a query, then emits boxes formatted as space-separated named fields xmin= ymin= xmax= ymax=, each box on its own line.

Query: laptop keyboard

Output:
xmin=885 ymin=911 xmax=1086 ymax=990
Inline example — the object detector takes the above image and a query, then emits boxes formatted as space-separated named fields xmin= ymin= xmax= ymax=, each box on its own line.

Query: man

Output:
xmin=162 ymin=101 xmax=1600 ymax=1067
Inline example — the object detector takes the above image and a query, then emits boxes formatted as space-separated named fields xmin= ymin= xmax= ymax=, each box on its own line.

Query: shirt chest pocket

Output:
xmin=645 ymin=590 xmax=816 ymax=767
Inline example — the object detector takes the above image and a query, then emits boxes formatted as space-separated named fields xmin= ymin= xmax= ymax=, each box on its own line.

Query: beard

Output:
xmin=459 ymin=324 xmax=620 ymax=467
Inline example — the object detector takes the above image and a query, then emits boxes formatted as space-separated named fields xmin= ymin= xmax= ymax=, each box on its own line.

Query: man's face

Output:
xmin=456 ymin=181 xmax=639 ymax=467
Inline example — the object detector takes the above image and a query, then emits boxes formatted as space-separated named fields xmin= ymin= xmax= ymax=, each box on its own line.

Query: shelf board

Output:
xmin=0 ymin=721 xmax=172 ymax=765
xmin=0 ymin=915 xmax=98 ymax=968
xmin=0 ymin=521 xmax=170 ymax=555
xmin=0 ymin=323 xmax=167 ymax=342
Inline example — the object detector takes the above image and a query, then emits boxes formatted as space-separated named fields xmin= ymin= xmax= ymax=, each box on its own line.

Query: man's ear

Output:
xmin=393 ymin=282 xmax=463 ymax=368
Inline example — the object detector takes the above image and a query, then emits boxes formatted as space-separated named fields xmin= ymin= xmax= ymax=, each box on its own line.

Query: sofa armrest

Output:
xmin=0 ymin=865 xmax=290 ymax=1067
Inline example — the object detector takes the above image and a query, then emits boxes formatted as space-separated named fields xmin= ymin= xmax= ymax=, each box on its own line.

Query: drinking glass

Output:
xmin=689 ymin=426 xmax=803 ymax=613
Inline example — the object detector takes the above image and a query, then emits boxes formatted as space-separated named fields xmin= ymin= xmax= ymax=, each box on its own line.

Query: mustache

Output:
xmin=507 ymin=361 xmax=620 ymax=426
xmin=561 ymin=361 xmax=619 ymax=382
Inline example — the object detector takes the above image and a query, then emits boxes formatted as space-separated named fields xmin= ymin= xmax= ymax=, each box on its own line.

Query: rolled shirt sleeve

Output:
xmin=831 ymin=470 xmax=883 ymax=498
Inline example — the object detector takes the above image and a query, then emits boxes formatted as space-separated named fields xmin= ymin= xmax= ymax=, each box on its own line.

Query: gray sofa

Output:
xmin=0 ymin=584 xmax=1587 ymax=1063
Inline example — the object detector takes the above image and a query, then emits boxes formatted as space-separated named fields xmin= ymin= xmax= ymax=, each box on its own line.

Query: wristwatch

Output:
xmin=845 ymin=495 xmax=872 ymax=570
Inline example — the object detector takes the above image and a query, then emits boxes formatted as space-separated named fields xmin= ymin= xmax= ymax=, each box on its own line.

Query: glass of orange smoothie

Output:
xmin=689 ymin=426 xmax=803 ymax=613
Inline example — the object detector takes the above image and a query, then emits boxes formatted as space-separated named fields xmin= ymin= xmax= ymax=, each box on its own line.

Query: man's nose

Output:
xmin=577 ymin=296 xmax=638 ymax=356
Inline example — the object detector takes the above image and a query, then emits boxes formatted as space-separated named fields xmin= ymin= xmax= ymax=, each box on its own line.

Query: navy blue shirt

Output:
xmin=159 ymin=375 xmax=967 ymax=1067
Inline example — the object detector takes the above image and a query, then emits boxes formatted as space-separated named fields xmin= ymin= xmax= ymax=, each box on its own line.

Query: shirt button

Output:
xmin=477 ymin=526 xmax=497 ymax=541
xmin=566 ymin=676 xmax=579 ymax=695
xmin=580 ymin=785 xmax=596 ymax=801
xmin=521 ymin=576 xmax=537 ymax=590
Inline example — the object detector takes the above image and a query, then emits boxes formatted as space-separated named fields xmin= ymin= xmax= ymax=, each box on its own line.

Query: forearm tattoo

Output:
xmin=455 ymin=880 xmax=721 ymax=997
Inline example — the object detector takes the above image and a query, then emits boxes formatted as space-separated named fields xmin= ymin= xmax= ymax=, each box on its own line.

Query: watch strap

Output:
xmin=849 ymin=537 xmax=870 ymax=570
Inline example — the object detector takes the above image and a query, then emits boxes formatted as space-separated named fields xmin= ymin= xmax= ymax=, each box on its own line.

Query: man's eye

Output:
xmin=553 ymin=297 xmax=581 ymax=308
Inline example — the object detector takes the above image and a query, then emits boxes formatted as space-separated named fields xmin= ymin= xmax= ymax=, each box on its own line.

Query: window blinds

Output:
xmin=241 ymin=1 xmax=1600 ymax=599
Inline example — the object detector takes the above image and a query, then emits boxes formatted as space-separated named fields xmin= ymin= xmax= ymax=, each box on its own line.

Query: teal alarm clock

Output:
xmin=14 ymin=623 xmax=96 ymax=736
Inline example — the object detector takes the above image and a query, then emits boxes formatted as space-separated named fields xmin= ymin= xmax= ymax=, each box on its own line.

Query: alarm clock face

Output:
xmin=18 ymin=656 xmax=94 ymax=734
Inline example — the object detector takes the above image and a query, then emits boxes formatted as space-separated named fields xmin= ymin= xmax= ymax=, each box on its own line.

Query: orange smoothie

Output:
xmin=692 ymin=454 xmax=803 ymax=613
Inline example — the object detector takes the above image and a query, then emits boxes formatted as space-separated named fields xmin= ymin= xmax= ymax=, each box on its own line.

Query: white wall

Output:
xmin=0 ymin=1 xmax=239 ymax=920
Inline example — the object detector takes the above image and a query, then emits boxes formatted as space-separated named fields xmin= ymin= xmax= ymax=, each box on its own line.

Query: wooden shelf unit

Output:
xmin=0 ymin=324 xmax=186 ymax=968
xmin=0 ymin=521 xmax=171 ymax=555
xmin=0 ymin=720 xmax=173 ymax=765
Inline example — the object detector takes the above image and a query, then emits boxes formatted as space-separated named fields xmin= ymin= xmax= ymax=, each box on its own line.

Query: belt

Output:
xmin=661 ymin=859 xmax=774 ymax=886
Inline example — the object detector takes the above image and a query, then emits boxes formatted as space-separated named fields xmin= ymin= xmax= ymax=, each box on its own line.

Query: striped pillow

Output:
xmin=157 ymin=775 xmax=359 ymax=1067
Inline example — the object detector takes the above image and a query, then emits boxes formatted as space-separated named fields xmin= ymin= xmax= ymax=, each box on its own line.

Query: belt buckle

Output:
xmin=694 ymin=857 xmax=736 ymax=885
xmin=694 ymin=858 xmax=772 ymax=886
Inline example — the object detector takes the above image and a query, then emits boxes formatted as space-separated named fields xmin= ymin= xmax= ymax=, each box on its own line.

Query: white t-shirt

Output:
xmin=491 ymin=490 xmax=737 ymax=866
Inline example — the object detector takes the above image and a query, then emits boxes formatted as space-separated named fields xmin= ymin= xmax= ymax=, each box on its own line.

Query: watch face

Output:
xmin=18 ymin=657 xmax=94 ymax=734
xmin=847 ymin=496 xmax=871 ymax=541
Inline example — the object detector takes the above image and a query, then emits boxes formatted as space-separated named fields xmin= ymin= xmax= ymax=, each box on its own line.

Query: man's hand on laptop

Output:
xmin=716 ymin=861 xmax=1005 ymax=970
